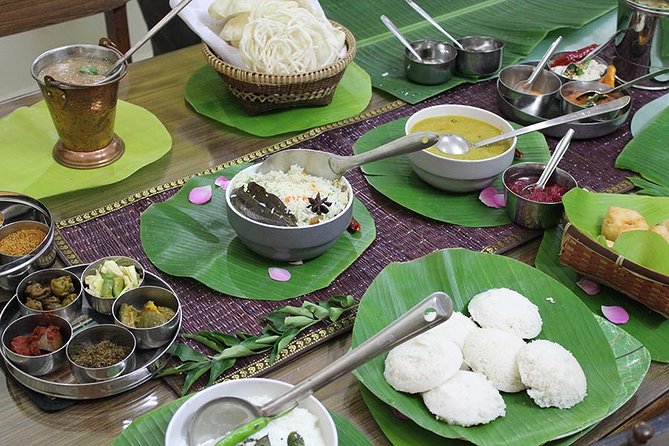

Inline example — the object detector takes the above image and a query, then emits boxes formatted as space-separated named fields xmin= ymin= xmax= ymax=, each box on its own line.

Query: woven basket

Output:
xmin=559 ymin=222 xmax=669 ymax=317
xmin=202 ymin=22 xmax=356 ymax=115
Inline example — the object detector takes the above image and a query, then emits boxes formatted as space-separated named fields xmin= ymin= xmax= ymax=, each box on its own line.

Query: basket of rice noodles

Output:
xmin=203 ymin=0 xmax=356 ymax=115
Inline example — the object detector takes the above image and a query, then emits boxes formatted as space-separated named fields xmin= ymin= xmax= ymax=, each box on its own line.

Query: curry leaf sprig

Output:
xmin=157 ymin=295 xmax=356 ymax=395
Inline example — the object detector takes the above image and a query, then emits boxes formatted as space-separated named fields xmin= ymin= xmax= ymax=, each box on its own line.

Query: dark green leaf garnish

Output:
xmin=79 ymin=65 xmax=100 ymax=75
xmin=287 ymin=432 xmax=305 ymax=446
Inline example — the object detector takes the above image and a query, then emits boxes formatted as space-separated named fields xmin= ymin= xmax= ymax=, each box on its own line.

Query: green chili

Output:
xmin=100 ymin=273 xmax=114 ymax=298
xmin=214 ymin=417 xmax=270 ymax=446
xmin=112 ymin=277 xmax=125 ymax=297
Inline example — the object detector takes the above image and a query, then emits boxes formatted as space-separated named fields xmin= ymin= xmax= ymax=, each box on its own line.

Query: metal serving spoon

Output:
xmin=187 ymin=292 xmax=454 ymax=446
xmin=437 ymin=95 xmax=630 ymax=155
xmin=258 ymin=131 xmax=440 ymax=180
xmin=514 ymin=36 xmax=563 ymax=93
xmin=574 ymin=67 xmax=669 ymax=103
xmin=404 ymin=0 xmax=464 ymax=50
xmin=563 ymin=29 xmax=626 ymax=73
xmin=381 ymin=15 xmax=423 ymax=61
xmin=522 ymin=128 xmax=574 ymax=191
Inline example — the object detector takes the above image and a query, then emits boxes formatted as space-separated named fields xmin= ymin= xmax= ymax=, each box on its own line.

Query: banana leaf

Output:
xmin=535 ymin=226 xmax=669 ymax=362
xmin=630 ymin=93 xmax=669 ymax=136
xmin=351 ymin=248 xmax=619 ymax=446
xmin=184 ymin=63 xmax=372 ymax=137
xmin=360 ymin=315 xmax=650 ymax=446
xmin=562 ymin=188 xmax=669 ymax=275
xmin=617 ymin=107 xmax=669 ymax=190
xmin=628 ymin=177 xmax=669 ymax=197
xmin=352 ymin=118 xmax=549 ymax=227
xmin=140 ymin=165 xmax=376 ymax=300
xmin=321 ymin=0 xmax=616 ymax=103
xmin=110 ymin=394 xmax=372 ymax=446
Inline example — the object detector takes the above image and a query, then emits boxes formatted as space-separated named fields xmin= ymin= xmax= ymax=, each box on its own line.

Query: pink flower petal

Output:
xmin=188 ymin=185 xmax=212 ymax=205
xmin=215 ymin=175 xmax=230 ymax=190
xmin=577 ymin=278 xmax=601 ymax=296
xmin=601 ymin=305 xmax=630 ymax=325
xmin=268 ymin=267 xmax=291 ymax=282
xmin=479 ymin=187 xmax=506 ymax=208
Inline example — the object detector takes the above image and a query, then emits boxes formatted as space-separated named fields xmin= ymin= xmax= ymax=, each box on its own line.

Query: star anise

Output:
xmin=307 ymin=193 xmax=332 ymax=215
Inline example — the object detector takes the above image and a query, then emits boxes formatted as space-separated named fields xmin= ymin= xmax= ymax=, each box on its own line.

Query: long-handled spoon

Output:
xmin=514 ymin=36 xmax=563 ymax=93
xmin=522 ymin=128 xmax=574 ymax=191
xmin=563 ymin=29 xmax=626 ymax=73
xmin=187 ymin=292 xmax=454 ymax=446
xmin=404 ymin=0 xmax=464 ymax=50
xmin=97 ymin=0 xmax=194 ymax=82
xmin=438 ymin=95 xmax=630 ymax=155
xmin=381 ymin=15 xmax=423 ymax=61
xmin=574 ymin=67 xmax=669 ymax=104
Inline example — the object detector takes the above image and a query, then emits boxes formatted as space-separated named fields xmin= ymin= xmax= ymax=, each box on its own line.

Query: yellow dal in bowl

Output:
xmin=409 ymin=115 xmax=510 ymax=160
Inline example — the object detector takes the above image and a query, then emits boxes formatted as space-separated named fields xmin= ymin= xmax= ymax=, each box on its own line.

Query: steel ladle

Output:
xmin=437 ymin=95 xmax=630 ymax=155
xmin=187 ymin=292 xmax=454 ymax=446
xmin=381 ymin=15 xmax=423 ymax=61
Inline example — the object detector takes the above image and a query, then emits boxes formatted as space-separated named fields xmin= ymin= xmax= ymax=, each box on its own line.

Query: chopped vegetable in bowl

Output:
xmin=84 ymin=260 xmax=140 ymax=298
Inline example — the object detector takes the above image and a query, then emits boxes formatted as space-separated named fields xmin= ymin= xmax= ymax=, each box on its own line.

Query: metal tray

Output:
xmin=0 ymin=264 xmax=181 ymax=400
xmin=497 ymin=94 xmax=631 ymax=140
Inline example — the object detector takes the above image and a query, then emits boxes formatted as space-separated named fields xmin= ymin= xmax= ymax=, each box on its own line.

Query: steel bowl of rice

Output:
xmin=225 ymin=163 xmax=354 ymax=262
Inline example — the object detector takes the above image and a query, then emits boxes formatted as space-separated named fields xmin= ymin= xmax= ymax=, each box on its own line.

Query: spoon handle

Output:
xmin=525 ymin=36 xmax=563 ymax=86
xmin=473 ymin=96 xmax=630 ymax=148
xmin=329 ymin=132 xmax=440 ymax=176
xmin=535 ymin=128 xmax=574 ymax=189
xmin=259 ymin=292 xmax=454 ymax=417
xmin=405 ymin=0 xmax=464 ymax=50
xmin=606 ymin=67 xmax=669 ymax=94
xmin=381 ymin=15 xmax=423 ymax=61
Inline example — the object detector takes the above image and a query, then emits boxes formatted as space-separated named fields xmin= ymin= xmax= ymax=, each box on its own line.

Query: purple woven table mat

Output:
xmin=56 ymin=79 xmax=664 ymax=393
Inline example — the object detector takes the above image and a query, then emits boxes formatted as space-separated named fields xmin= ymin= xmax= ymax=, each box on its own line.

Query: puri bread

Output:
xmin=463 ymin=327 xmax=526 ymax=392
xmin=601 ymin=206 xmax=649 ymax=241
xmin=415 ymin=311 xmax=478 ymax=349
xmin=422 ymin=370 xmax=506 ymax=427
xmin=517 ymin=339 xmax=587 ymax=409
xmin=468 ymin=288 xmax=543 ymax=339
xmin=384 ymin=337 xmax=462 ymax=394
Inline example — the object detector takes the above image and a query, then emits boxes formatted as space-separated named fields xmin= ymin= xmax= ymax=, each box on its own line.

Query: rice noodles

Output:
xmin=238 ymin=0 xmax=345 ymax=75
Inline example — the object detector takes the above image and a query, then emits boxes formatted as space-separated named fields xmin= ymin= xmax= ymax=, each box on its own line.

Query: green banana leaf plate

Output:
xmin=351 ymin=248 xmax=619 ymax=446
xmin=562 ymin=188 xmax=669 ymax=276
xmin=536 ymin=226 xmax=669 ymax=362
xmin=110 ymin=396 xmax=372 ymax=446
xmin=140 ymin=165 xmax=376 ymax=300
xmin=322 ymin=0 xmax=615 ymax=103
xmin=360 ymin=316 xmax=650 ymax=446
xmin=184 ymin=63 xmax=372 ymax=137
xmin=352 ymin=118 xmax=549 ymax=227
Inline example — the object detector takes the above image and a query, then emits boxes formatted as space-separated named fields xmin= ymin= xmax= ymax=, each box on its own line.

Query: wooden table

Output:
xmin=0 ymin=45 xmax=667 ymax=446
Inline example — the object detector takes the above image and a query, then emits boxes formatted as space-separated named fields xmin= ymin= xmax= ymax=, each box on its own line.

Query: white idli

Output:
xmin=468 ymin=288 xmax=543 ymax=339
xmin=422 ymin=370 xmax=506 ymax=427
xmin=463 ymin=327 xmax=526 ymax=393
xmin=416 ymin=311 xmax=478 ymax=349
xmin=517 ymin=339 xmax=587 ymax=409
xmin=384 ymin=338 xmax=462 ymax=394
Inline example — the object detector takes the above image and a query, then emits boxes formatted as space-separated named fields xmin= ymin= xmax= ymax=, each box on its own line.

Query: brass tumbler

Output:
xmin=30 ymin=40 xmax=128 ymax=169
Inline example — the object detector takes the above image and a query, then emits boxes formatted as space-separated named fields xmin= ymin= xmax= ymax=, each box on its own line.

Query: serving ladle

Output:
xmin=405 ymin=0 xmax=464 ymax=50
xmin=381 ymin=15 xmax=423 ymax=61
xmin=514 ymin=36 xmax=563 ymax=93
xmin=574 ymin=67 xmax=669 ymax=103
xmin=522 ymin=128 xmax=574 ymax=191
xmin=258 ymin=131 xmax=440 ymax=180
xmin=187 ymin=292 xmax=454 ymax=446
xmin=437 ymin=95 xmax=630 ymax=155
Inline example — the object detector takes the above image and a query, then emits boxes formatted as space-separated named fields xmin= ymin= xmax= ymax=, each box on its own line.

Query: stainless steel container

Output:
xmin=559 ymin=80 xmax=631 ymax=121
xmin=615 ymin=0 xmax=669 ymax=89
xmin=497 ymin=65 xmax=562 ymax=116
xmin=16 ymin=268 xmax=83 ymax=322
xmin=67 ymin=324 xmax=136 ymax=383
xmin=81 ymin=256 xmax=145 ymax=315
xmin=456 ymin=36 xmax=504 ymax=77
xmin=405 ymin=40 xmax=457 ymax=85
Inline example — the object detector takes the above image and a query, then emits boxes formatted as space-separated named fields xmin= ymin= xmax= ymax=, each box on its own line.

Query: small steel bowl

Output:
xmin=16 ymin=268 xmax=83 ymax=322
xmin=405 ymin=39 xmax=457 ymax=85
xmin=112 ymin=286 xmax=181 ymax=349
xmin=67 ymin=324 xmax=136 ymax=383
xmin=81 ymin=256 xmax=145 ymax=315
xmin=559 ymin=80 xmax=631 ymax=121
xmin=497 ymin=65 xmax=562 ymax=116
xmin=0 ymin=220 xmax=50 ymax=265
xmin=455 ymin=36 xmax=504 ymax=77
xmin=547 ymin=53 xmax=609 ymax=84
xmin=1 ymin=313 xmax=72 ymax=376
xmin=503 ymin=162 xmax=578 ymax=229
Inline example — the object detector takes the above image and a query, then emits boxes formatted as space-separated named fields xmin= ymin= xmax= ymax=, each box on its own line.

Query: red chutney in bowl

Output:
xmin=508 ymin=177 xmax=570 ymax=203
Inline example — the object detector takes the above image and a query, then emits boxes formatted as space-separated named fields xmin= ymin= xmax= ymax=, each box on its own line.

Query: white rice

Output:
xmin=551 ymin=59 xmax=607 ymax=81
xmin=233 ymin=164 xmax=350 ymax=226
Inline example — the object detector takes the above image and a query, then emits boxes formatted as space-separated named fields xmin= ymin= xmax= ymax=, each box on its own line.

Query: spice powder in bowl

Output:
xmin=0 ymin=227 xmax=47 ymax=257
xmin=70 ymin=339 xmax=131 ymax=368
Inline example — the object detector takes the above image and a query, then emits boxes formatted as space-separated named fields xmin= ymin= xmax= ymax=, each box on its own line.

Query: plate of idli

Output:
xmin=352 ymin=248 xmax=624 ymax=446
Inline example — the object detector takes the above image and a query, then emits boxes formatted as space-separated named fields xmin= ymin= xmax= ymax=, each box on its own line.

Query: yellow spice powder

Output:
xmin=0 ymin=228 xmax=47 ymax=256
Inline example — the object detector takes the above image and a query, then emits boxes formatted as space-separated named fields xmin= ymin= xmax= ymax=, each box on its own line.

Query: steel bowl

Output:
xmin=405 ymin=39 xmax=457 ymax=85
xmin=546 ymin=53 xmax=609 ymax=84
xmin=81 ymin=256 xmax=145 ymax=315
xmin=0 ymin=193 xmax=56 ymax=299
xmin=559 ymin=80 xmax=631 ymax=121
xmin=67 ymin=324 xmax=136 ymax=383
xmin=16 ymin=268 xmax=83 ymax=322
xmin=1 ymin=313 xmax=72 ymax=376
xmin=456 ymin=36 xmax=504 ymax=77
xmin=497 ymin=64 xmax=562 ymax=116
xmin=112 ymin=286 xmax=181 ymax=349
xmin=503 ymin=162 xmax=577 ymax=229
xmin=0 ymin=220 xmax=50 ymax=265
